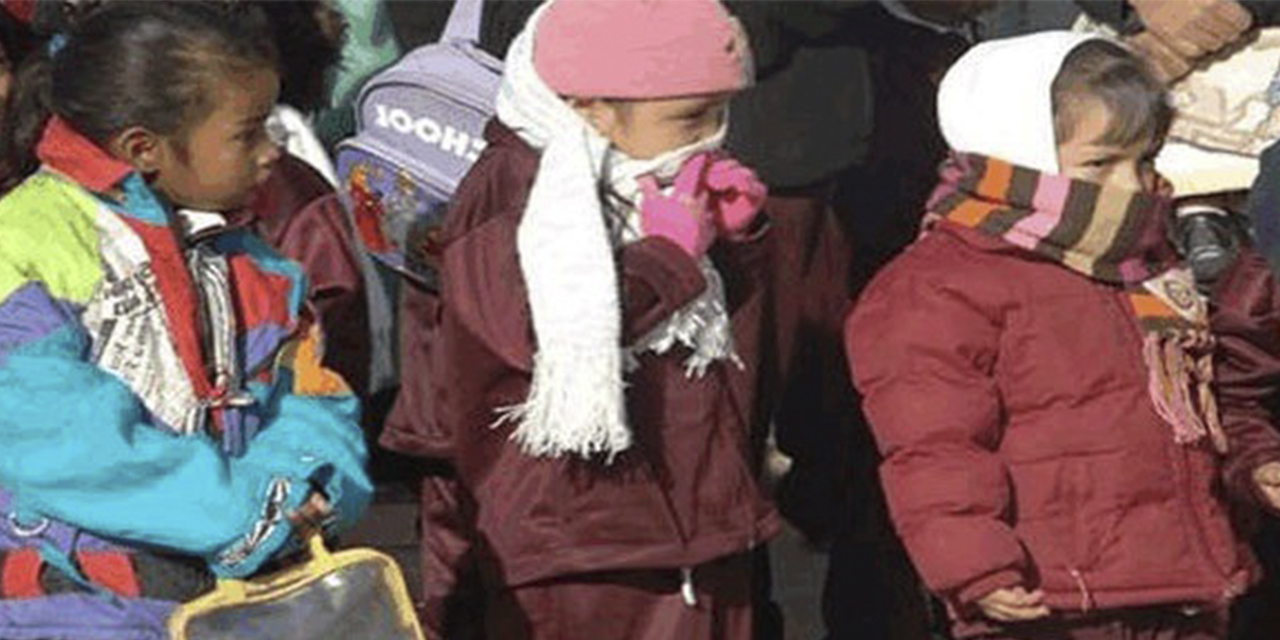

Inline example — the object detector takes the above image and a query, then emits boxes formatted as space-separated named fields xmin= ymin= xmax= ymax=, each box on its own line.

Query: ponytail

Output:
xmin=0 ymin=41 xmax=49 ymax=194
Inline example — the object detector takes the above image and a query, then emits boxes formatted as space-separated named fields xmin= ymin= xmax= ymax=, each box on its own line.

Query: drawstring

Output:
xmin=680 ymin=568 xmax=697 ymax=607
xmin=1068 ymin=568 xmax=1094 ymax=613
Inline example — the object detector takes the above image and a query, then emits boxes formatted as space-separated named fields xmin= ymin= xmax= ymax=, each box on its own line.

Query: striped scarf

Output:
xmin=929 ymin=153 xmax=1226 ymax=452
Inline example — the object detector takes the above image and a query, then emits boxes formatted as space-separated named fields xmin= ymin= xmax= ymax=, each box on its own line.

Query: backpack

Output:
xmin=335 ymin=0 xmax=502 ymax=293
xmin=333 ymin=0 xmax=502 ymax=400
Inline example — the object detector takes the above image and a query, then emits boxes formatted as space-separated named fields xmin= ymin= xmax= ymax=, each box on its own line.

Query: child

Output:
xmin=0 ymin=3 xmax=370 ymax=635
xmin=381 ymin=0 xmax=778 ymax=638
xmin=847 ymin=32 xmax=1280 ymax=639
xmin=205 ymin=0 xmax=375 ymax=403
xmin=0 ymin=4 xmax=37 ymax=188
xmin=255 ymin=0 xmax=344 ymax=186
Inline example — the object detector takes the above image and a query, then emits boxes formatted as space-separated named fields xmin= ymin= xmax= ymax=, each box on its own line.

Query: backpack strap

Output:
xmin=441 ymin=0 xmax=484 ymax=45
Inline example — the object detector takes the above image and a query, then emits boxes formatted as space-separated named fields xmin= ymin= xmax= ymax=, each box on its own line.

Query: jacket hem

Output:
xmin=498 ymin=510 xmax=782 ymax=589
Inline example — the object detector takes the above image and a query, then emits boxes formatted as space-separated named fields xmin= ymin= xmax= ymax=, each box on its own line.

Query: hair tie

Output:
xmin=47 ymin=33 xmax=68 ymax=57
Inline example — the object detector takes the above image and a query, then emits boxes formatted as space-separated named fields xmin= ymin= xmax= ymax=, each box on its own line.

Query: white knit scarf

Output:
xmin=493 ymin=4 xmax=739 ymax=460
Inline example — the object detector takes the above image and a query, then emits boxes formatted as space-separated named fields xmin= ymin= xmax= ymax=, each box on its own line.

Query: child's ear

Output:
xmin=568 ymin=98 xmax=620 ymax=138
xmin=108 ymin=126 xmax=166 ymax=174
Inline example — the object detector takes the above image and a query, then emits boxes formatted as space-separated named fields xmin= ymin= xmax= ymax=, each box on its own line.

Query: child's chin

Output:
xmin=179 ymin=196 xmax=248 ymax=215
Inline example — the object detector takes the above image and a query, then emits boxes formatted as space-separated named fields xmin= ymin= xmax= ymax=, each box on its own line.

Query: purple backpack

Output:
xmin=335 ymin=0 xmax=502 ymax=292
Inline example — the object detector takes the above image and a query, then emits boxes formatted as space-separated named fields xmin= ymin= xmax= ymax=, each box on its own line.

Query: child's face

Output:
xmin=1056 ymin=97 xmax=1163 ymax=193
xmin=151 ymin=68 xmax=282 ymax=212
xmin=576 ymin=94 xmax=729 ymax=160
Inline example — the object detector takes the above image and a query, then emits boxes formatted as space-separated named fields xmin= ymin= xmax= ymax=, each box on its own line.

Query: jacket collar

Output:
xmin=35 ymin=116 xmax=135 ymax=194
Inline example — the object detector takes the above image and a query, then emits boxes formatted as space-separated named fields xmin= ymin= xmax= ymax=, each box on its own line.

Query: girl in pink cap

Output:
xmin=386 ymin=0 xmax=779 ymax=638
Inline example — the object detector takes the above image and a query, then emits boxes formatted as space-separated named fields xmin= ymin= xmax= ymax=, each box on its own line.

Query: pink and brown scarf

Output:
xmin=928 ymin=153 xmax=1226 ymax=452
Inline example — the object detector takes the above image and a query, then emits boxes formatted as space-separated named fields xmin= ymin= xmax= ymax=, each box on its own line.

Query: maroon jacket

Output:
xmin=382 ymin=122 xmax=780 ymax=635
xmin=846 ymin=222 xmax=1280 ymax=632
xmin=241 ymin=155 xmax=370 ymax=395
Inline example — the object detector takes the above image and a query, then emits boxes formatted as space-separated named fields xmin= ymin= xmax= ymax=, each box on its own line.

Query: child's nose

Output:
xmin=1114 ymin=161 xmax=1144 ymax=193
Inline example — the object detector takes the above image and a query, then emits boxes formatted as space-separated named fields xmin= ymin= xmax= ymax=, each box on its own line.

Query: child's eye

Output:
xmin=239 ymin=126 xmax=268 ymax=144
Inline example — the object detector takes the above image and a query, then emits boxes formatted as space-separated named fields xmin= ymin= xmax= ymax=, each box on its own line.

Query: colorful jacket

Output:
xmin=0 ymin=118 xmax=371 ymax=638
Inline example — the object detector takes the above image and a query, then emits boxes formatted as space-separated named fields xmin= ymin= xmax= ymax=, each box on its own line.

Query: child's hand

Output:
xmin=1125 ymin=31 xmax=1195 ymax=84
xmin=1253 ymin=462 xmax=1280 ymax=512
xmin=1130 ymin=0 xmax=1251 ymax=61
xmin=976 ymin=586 xmax=1051 ymax=623
xmin=288 ymin=492 xmax=333 ymax=541
xmin=639 ymin=153 xmax=717 ymax=258
xmin=704 ymin=157 xmax=767 ymax=238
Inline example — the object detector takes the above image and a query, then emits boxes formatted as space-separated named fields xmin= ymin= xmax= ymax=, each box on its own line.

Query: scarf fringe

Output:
xmin=1142 ymin=331 xmax=1228 ymax=454
xmin=494 ymin=347 xmax=632 ymax=460
xmin=631 ymin=262 xmax=743 ymax=378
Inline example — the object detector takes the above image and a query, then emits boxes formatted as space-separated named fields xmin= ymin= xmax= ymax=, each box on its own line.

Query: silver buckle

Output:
xmin=7 ymin=512 xmax=49 ymax=538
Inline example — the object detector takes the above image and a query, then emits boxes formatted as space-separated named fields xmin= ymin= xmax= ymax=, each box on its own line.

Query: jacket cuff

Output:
xmin=951 ymin=568 xmax=1025 ymax=610
xmin=620 ymin=237 xmax=707 ymax=341
xmin=209 ymin=475 xmax=310 ymax=578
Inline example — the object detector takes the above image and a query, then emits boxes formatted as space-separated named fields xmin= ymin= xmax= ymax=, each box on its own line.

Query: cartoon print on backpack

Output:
xmin=384 ymin=169 xmax=446 ymax=277
xmin=347 ymin=162 xmax=392 ymax=254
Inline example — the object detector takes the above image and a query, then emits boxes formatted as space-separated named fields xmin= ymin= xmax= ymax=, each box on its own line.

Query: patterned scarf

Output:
xmin=929 ymin=153 xmax=1226 ymax=452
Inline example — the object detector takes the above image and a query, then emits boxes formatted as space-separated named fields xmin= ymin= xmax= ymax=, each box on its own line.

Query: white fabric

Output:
xmin=492 ymin=4 xmax=739 ymax=459
xmin=1156 ymin=142 xmax=1260 ymax=197
xmin=174 ymin=209 xmax=228 ymax=237
xmin=268 ymin=105 xmax=339 ymax=187
xmin=938 ymin=31 xmax=1101 ymax=174
xmin=1154 ymin=26 xmax=1280 ymax=196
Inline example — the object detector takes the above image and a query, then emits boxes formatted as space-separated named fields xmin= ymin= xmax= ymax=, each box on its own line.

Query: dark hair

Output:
xmin=0 ymin=2 xmax=278 ymax=191
xmin=255 ymin=1 xmax=344 ymax=113
xmin=0 ymin=11 xmax=39 ymax=73
xmin=1051 ymin=39 xmax=1172 ymax=150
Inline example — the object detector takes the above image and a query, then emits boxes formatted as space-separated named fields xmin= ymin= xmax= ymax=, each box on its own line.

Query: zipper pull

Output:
xmin=680 ymin=567 xmax=697 ymax=608
xmin=1069 ymin=568 xmax=1094 ymax=613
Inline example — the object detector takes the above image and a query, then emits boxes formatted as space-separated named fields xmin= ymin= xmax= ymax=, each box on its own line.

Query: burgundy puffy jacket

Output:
xmin=846 ymin=222 xmax=1280 ymax=632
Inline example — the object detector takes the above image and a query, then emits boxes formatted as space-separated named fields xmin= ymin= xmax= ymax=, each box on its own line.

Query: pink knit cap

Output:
xmin=533 ymin=0 xmax=751 ymax=99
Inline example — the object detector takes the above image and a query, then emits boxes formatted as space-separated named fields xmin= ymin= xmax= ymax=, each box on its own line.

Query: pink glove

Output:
xmin=705 ymin=157 xmax=767 ymax=238
xmin=639 ymin=153 xmax=717 ymax=258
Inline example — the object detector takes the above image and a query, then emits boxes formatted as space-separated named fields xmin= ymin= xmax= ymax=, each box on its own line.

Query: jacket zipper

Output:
xmin=644 ymin=457 xmax=696 ymax=606
xmin=1103 ymin=285 xmax=1236 ymax=598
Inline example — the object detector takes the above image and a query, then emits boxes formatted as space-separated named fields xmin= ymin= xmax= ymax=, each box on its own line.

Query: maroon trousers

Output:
xmin=977 ymin=607 xmax=1226 ymax=640
xmin=483 ymin=554 xmax=754 ymax=640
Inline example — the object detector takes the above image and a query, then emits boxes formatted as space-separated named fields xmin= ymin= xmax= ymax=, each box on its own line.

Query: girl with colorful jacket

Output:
xmin=847 ymin=32 xmax=1280 ymax=639
xmin=0 ymin=3 xmax=371 ymax=636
